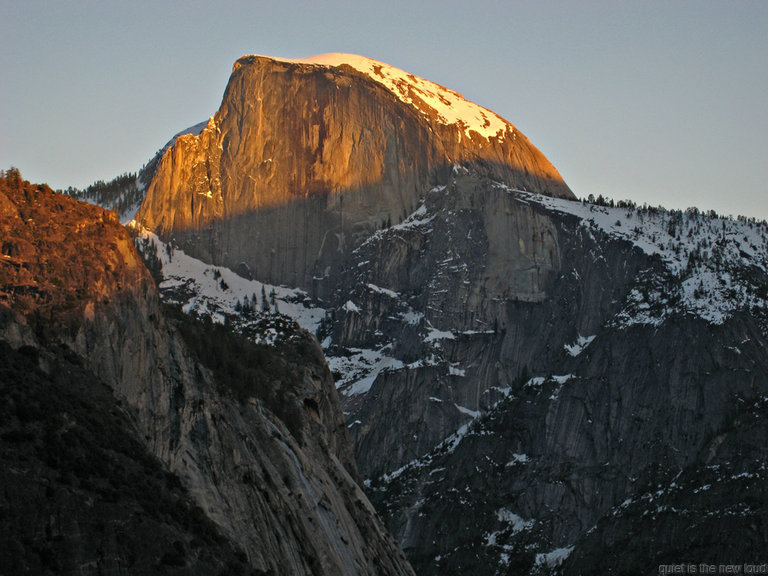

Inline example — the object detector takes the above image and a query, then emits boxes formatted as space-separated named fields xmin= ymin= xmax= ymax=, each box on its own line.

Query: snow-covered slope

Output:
xmin=132 ymin=177 xmax=768 ymax=395
xmin=257 ymin=53 xmax=511 ymax=140
xmin=131 ymin=227 xmax=325 ymax=344
xmin=516 ymin=187 xmax=768 ymax=325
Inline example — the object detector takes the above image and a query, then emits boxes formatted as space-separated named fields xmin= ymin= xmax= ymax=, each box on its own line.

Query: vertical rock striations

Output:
xmin=136 ymin=54 xmax=573 ymax=293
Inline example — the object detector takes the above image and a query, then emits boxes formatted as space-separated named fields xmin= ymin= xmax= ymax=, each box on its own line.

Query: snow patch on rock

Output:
xmin=260 ymin=53 xmax=512 ymax=140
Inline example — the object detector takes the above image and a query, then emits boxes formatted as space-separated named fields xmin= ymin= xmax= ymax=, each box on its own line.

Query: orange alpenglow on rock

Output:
xmin=0 ymin=169 xmax=153 ymax=337
xmin=136 ymin=53 xmax=573 ymax=289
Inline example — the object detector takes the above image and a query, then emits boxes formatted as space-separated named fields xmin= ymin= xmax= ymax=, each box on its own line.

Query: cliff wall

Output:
xmin=0 ymin=174 xmax=414 ymax=575
xmin=326 ymin=174 xmax=768 ymax=573
xmin=136 ymin=55 xmax=572 ymax=292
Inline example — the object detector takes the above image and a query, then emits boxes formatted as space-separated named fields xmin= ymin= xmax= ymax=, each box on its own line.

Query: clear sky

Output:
xmin=2 ymin=1 xmax=766 ymax=219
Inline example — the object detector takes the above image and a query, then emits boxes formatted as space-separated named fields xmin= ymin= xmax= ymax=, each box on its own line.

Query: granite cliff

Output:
xmin=0 ymin=170 xmax=414 ymax=575
xmin=324 ymin=175 xmax=768 ymax=572
xmin=135 ymin=53 xmax=572 ymax=293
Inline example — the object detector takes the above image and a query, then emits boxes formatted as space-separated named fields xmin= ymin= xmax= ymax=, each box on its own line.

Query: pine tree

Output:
xmin=261 ymin=286 xmax=269 ymax=312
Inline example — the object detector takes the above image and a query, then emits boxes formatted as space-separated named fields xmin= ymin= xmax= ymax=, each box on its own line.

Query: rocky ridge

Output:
xmin=0 ymin=171 xmax=414 ymax=575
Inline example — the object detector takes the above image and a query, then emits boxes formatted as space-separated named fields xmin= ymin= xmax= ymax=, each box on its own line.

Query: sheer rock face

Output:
xmin=136 ymin=54 xmax=572 ymax=292
xmin=0 ymin=178 xmax=414 ymax=576
xmin=333 ymin=176 xmax=625 ymax=480
xmin=367 ymin=313 xmax=768 ymax=576
xmin=0 ymin=341 xmax=253 ymax=575
xmin=330 ymin=175 xmax=768 ymax=573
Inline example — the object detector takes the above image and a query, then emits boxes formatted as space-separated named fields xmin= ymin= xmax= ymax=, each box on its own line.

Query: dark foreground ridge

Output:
xmin=0 ymin=169 xmax=415 ymax=575
xmin=0 ymin=339 xmax=252 ymax=575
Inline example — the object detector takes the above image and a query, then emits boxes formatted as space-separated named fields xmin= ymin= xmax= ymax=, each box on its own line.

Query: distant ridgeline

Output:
xmin=61 ymin=149 xmax=168 ymax=223
xmin=62 ymin=173 xmax=143 ymax=223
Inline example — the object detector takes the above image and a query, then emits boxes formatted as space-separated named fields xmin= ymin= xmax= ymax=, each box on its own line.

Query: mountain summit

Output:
xmin=136 ymin=53 xmax=572 ymax=291
xmin=259 ymin=53 xmax=533 ymax=142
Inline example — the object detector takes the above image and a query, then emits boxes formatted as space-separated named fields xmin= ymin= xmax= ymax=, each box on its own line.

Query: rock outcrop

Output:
xmin=0 ymin=171 xmax=414 ymax=575
xmin=136 ymin=54 xmax=572 ymax=293
xmin=366 ymin=312 xmax=768 ymax=574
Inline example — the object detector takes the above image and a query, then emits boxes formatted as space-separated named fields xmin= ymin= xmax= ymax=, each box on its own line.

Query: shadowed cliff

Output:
xmin=0 ymin=170 xmax=415 ymax=576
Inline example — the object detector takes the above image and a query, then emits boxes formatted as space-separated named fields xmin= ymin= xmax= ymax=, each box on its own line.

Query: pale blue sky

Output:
xmin=2 ymin=1 xmax=766 ymax=218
